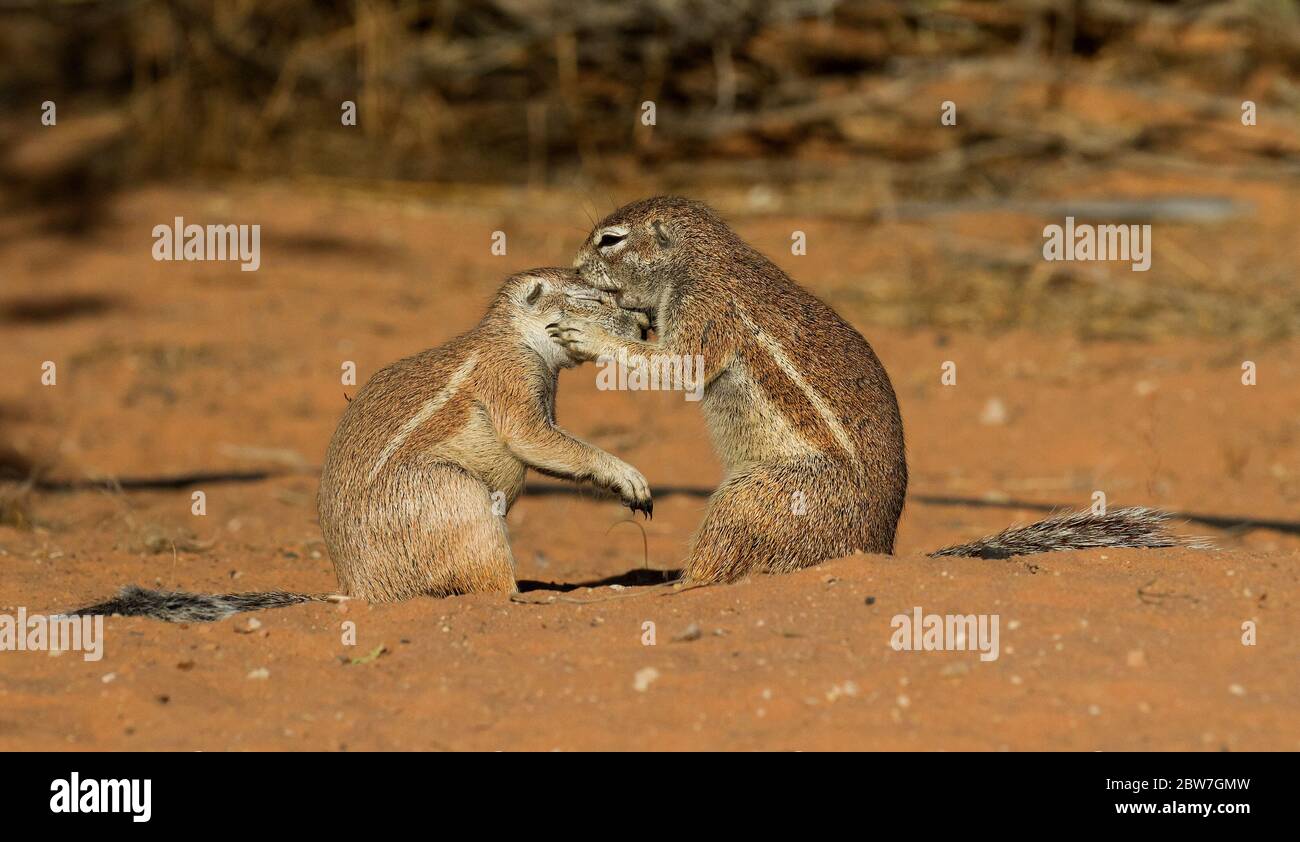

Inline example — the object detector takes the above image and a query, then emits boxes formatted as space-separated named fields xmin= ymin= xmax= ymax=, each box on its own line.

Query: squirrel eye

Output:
xmin=597 ymin=232 xmax=626 ymax=248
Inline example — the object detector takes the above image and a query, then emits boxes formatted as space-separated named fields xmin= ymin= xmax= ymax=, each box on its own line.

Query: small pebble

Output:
xmin=980 ymin=397 xmax=1008 ymax=425
xmin=673 ymin=623 xmax=702 ymax=642
xmin=633 ymin=667 xmax=660 ymax=692
xmin=825 ymin=682 xmax=859 ymax=702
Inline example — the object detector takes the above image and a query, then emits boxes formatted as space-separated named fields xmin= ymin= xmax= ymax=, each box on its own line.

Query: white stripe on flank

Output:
xmin=367 ymin=353 xmax=479 ymax=485
xmin=733 ymin=305 xmax=860 ymax=465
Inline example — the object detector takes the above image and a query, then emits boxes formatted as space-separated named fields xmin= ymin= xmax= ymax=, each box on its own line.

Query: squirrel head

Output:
xmin=573 ymin=196 xmax=724 ymax=325
xmin=497 ymin=268 xmax=647 ymax=370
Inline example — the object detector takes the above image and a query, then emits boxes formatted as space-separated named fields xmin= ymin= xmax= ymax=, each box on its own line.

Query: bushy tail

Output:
xmin=67 ymin=584 xmax=346 ymax=623
xmin=928 ymin=506 xmax=1206 ymax=559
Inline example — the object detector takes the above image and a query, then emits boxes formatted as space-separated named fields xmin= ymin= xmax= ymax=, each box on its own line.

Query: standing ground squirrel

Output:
xmin=553 ymin=197 xmax=1189 ymax=581
xmin=70 ymin=268 xmax=651 ymax=620
xmin=319 ymin=267 xmax=650 ymax=602
xmin=554 ymin=196 xmax=908 ymax=583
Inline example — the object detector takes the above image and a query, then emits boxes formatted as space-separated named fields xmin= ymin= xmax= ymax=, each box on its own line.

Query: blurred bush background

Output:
xmin=2 ymin=0 xmax=1299 ymax=338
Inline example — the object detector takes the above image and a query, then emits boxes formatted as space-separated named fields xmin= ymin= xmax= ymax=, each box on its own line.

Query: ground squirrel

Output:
xmin=554 ymin=196 xmax=908 ymax=583
xmin=319 ymin=267 xmax=650 ymax=602
xmin=70 ymin=268 xmax=651 ymax=621
xmin=553 ymin=196 xmax=1187 ymax=581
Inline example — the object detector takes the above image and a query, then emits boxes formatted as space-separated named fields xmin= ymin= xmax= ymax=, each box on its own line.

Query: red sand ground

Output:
xmin=0 ymin=186 xmax=1296 ymax=750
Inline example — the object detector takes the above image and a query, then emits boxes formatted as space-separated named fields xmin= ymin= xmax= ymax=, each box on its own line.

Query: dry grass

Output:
xmin=2 ymin=1 xmax=1298 ymax=339
xmin=0 ymin=482 xmax=35 ymax=530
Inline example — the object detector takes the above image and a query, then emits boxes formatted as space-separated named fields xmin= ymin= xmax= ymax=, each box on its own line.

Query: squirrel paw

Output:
xmin=610 ymin=462 xmax=653 ymax=519
xmin=548 ymin=319 xmax=612 ymax=362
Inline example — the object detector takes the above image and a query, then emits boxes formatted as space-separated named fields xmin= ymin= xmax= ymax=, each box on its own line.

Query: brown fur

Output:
xmin=319 ymin=268 xmax=651 ymax=602
xmin=553 ymin=197 xmax=907 ymax=584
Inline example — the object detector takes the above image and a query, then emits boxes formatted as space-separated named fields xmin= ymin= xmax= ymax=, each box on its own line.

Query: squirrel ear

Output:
xmin=652 ymin=219 xmax=672 ymax=248
xmin=525 ymin=282 xmax=543 ymax=305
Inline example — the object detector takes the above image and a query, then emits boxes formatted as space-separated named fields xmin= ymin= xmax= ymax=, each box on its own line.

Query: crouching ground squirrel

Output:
xmin=553 ymin=196 xmax=1188 ymax=583
xmin=71 ymin=268 xmax=652 ymax=621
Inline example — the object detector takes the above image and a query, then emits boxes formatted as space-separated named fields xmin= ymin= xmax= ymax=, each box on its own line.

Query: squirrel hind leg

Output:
xmin=443 ymin=510 xmax=518 ymax=596
xmin=684 ymin=460 xmax=869 ymax=584
xmin=344 ymin=464 xmax=518 ymax=602
xmin=421 ymin=467 xmax=517 ymax=596
xmin=681 ymin=477 xmax=767 ymax=584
